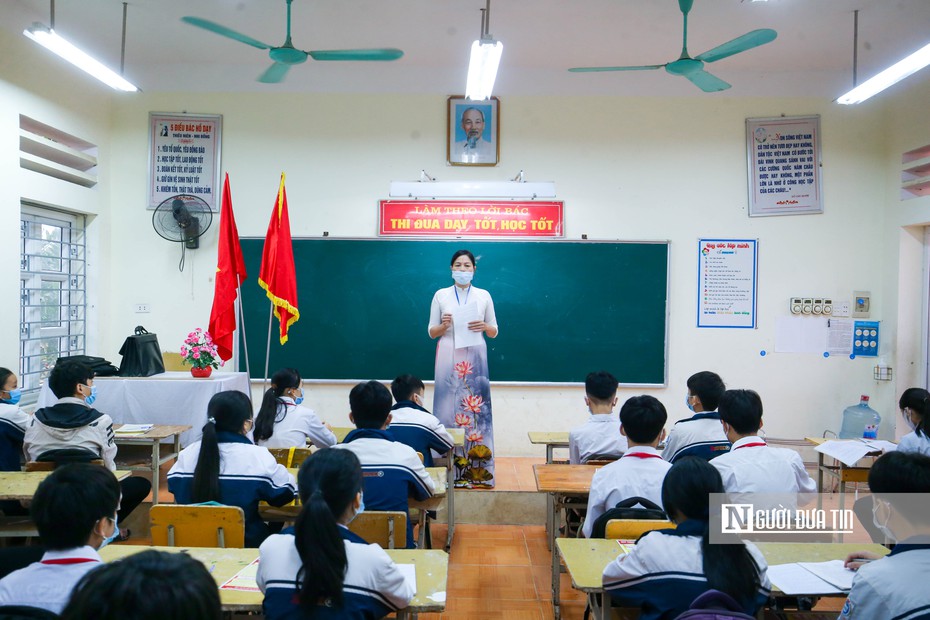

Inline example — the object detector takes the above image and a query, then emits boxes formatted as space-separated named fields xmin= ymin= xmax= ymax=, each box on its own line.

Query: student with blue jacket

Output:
xmin=168 ymin=390 xmax=296 ymax=547
xmin=258 ymin=448 xmax=414 ymax=619
xmin=387 ymin=374 xmax=454 ymax=467
xmin=335 ymin=381 xmax=434 ymax=548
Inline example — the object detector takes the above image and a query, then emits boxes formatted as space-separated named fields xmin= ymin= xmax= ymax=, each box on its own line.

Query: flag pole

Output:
xmin=235 ymin=278 xmax=253 ymax=406
xmin=263 ymin=303 xmax=274 ymax=394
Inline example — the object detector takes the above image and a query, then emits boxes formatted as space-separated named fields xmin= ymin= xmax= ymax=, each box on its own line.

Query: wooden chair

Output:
xmin=604 ymin=518 xmax=676 ymax=540
xmin=347 ymin=511 xmax=407 ymax=549
xmin=149 ymin=504 xmax=245 ymax=548
xmin=267 ymin=447 xmax=314 ymax=469
xmin=161 ymin=351 xmax=186 ymax=371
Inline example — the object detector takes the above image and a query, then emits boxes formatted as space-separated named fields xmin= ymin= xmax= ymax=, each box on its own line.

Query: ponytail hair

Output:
xmin=899 ymin=387 xmax=930 ymax=437
xmin=254 ymin=368 xmax=301 ymax=443
xmin=293 ymin=448 xmax=362 ymax=610
xmin=661 ymin=457 xmax=761 ymax=607
xmin=192 ymin=391 xmax=253 ymax=503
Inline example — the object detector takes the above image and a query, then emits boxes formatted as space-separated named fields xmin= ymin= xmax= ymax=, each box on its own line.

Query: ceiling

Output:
xmin=3 ymin=0 xmax=930 ymax=99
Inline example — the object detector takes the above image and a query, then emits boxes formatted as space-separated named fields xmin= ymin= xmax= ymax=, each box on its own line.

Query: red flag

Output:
xmin=259 ymin=173 xmax=299 ymax=344
xmin=208 ymin=173 xmax=248 ymax=361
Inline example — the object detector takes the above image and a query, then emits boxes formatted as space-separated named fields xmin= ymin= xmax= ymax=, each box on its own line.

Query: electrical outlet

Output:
xmin=134 ymin=304 xmax=150 ymax=313
xmin=832 ymin=301 xmax=851 ymax=317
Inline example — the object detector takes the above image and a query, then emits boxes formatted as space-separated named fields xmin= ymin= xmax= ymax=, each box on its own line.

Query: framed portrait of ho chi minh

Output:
xmin=447 ymin=96 xmax=500 ymax=167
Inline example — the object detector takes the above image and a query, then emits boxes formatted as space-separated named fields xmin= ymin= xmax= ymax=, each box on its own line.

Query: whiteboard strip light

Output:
xmin=390 ymin=181 xmax=556 ymax=199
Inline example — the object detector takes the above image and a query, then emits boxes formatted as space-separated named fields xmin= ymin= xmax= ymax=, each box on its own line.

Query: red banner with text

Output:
xmin=379 ymin=200 xmax=563 ymax=237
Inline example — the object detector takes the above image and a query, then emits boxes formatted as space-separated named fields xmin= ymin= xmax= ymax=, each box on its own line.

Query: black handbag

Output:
xmin=589 ymin=496 xmax=668 ymax=539
xmin=117 ymin=326 xmax=166 ymax=377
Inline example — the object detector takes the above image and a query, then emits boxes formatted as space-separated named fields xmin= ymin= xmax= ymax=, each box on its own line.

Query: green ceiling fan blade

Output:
xmin=695 ymin=29 xmax=777 ymax=63
xmin=684 ymin=69 xmax=731 ymax=92
xmin=258 ymin=62 xmax=292 ymax=83
xmin=308 ymin=48 xmax=404 ymax=61
xmin=568 ymin=65 xmax=664 ymax=73
xmin=181 ymin=16 xmax=272 ymax=50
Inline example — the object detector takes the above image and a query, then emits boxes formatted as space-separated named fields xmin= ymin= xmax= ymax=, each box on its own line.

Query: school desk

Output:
xmin=114 ymin=424 xmax=190 ymax=504
xmin=0 ymin=469 xmax=131 ymax=501
xmin=556 ymin=537 xmax=891 ymax=620
xmin=99 ymin=544 xmax=449 ymax=617
xmin=36 ymin=371 xmax=250 ymax=446
xmin=0 ymin=470 xmax=132 ymax=539
xmin=534 ymin=463 xmax=602 ymax=619
xmin=333 ymin=427 xmax=464 ymax=551
xmin=528 ymin=431 xmax=570 ymax=464
xmin=805 ymin=436 xmax=876 ymax=519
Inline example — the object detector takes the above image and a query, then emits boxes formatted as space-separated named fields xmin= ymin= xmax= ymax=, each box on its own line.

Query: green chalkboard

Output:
xmin=238 ymin=238 xmax=668 ymax=384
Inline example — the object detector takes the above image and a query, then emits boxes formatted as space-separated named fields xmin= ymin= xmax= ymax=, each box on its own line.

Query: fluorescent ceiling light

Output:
xmin=837 ymin=41 xmax=930 ymax=105
xmin=466 ymin=39 xmax=503 ymax=101
xmin=23 ymin=23 xmax=138 ymax=92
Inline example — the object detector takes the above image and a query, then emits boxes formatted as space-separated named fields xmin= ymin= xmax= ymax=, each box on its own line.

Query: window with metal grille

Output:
xmin=19 ymin=206 xmax=86 ymax=404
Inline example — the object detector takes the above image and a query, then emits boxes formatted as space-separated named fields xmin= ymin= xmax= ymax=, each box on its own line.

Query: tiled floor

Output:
xmin=128 ymin=455 xmax=856 ymax=619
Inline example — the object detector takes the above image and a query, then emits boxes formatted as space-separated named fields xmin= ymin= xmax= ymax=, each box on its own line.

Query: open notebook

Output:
xmin=767 ymin=560 xmax=856 ymax=595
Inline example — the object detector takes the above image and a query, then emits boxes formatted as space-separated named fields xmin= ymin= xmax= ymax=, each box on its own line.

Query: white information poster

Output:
xmin=148 ymin=112 xmax=222 ymax=211
xmin=746 ymin=115 xmax=822 ymax=217
xmin=697 ymin=239 xmax=758 ymax=329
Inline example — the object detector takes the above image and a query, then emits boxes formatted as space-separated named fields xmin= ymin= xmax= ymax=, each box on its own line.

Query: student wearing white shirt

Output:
xmin=842 ymin=451 xmax=930 ymax=620
xmin=710 ymin=389 xmax=817 ymax=508
xmin=897 ymin=387 xmax=930 ymax=456
xmin=0 ymin=463 xmax=120 ymax=614
xmin=388 ymin=374 xmax=454 ymax=467
xmin=0 ymin=367 xmax=29 ymax=473
xmin=569 ymin=371 xmax=628 ymax=465
xmin=582 ymin=395 xmax=671 ymax=538
xmin=662 ymin=371 xmax=730 ymax=463
xmin=258 ymin=448 xmax=414 ymax=619
xmin=602 ymin=457 xmax=771 ymax=620
xmin=253 ymin=367 xmax=336 ymax=449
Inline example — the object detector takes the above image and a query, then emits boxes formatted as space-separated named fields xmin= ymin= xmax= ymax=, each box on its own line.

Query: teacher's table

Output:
xmin=37 ymin=371 xmax=250 ymax=446
xmin=114 ymin=424 xmax=190 ymax=504
xmin=556 ymin=538 xmax=891 ymax=620
xmin=534 ymin=463 xmax=602 ymax=620
xmin=99 ymin=544 xmax=448 ymax=617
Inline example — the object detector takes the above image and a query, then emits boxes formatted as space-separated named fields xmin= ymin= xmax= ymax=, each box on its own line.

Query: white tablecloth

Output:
xmin=37 ymin=371 xmax=251 ymax=446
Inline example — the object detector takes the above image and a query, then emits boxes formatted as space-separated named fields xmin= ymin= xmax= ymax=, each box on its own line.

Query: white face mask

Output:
xmin=872 ymin=498 xmax=896 ymax=543
xmin=452 ymin=270 xmax=474 ymax=285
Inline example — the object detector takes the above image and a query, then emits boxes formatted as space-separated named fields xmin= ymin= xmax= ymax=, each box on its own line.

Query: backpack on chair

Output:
xmin=673 ymin=590 xmax=757 ymax=620
xmin=589 ymin=496 xmax=668 ymax=539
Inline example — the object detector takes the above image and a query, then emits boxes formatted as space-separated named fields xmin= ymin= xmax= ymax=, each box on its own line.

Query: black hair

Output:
xmin=687 ymin=371 xmax=726 ymax=411
xmin=450 ymin=249 xmax=476 ymax=267
xmin=869 ymin=451 xmax=930 ymax=525
xmin=254 ymin=368 xmax=301 ymax=443
xmin=661 ymin=457 xmax=762 ymax=608
xmin=585 ymin=371 xmax=618 ymax=404
xmin=349 ymin=381 xmax=393 ymax=429
xmin=31 ymin=463 xmax=120 ymax=550
xmin=717 ymin=389 xmax=763 ymax=435
xmin=294 ymin=448 xmax=364 ymax=611
xmin=192 ymin=391 xmax=253 ymax=503
xmin=899 ymin=387 xmax=930 ymax=438
xmin=0 ymin=367 xmax=13 ymax=393
xmin=618 ymin=395 xmax=666 ymax=444
xmin=61 ymin=549 xmax=222 ymax=620
xmin=49 ymin=360 xmax=94 ymax=399
xmin=391 ymin=374 xmax=424 ymax=403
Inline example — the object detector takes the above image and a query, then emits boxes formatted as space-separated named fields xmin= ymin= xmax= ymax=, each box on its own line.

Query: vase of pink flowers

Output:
xmin=181 ymin=328 xmax=222 ymax=378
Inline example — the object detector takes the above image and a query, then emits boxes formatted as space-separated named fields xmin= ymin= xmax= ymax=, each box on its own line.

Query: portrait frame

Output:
xmin=447 ymin=96 xmax=500 ymax=167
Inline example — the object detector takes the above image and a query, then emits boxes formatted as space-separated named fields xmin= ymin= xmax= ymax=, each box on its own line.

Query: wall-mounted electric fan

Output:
xmin=152 ymin=194 xmax=213 ymax=270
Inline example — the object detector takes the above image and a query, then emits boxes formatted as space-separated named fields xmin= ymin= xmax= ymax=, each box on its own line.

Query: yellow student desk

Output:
xmin=100 ymin=544 xmax=449 ymax=617
xmin=556 ymin=537 xmax=890 ymax=620
xmin=0 ymin=470 xmax=131 ymax=501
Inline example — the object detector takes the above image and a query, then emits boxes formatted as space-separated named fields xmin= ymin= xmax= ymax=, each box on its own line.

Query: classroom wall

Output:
xmin=4 ymin=26 xmax=928 ymax=456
